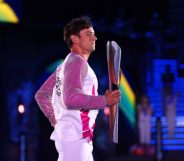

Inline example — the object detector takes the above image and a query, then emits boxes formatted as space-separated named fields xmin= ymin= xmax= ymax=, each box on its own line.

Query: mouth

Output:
xmin=92 ymin=42 xmax=96 ymax=45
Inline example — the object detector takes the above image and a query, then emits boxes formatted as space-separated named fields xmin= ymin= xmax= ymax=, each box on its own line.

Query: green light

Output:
xmin=119 ymin=73 xmax=136 ymax=128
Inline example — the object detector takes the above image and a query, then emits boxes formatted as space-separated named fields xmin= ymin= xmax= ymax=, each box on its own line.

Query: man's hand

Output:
xmin=105 ymin=89 xmax=121 ymax=107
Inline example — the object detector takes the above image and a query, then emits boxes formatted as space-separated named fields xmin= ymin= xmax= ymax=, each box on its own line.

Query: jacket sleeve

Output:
xmin=35 ymin=72 xmax=56 ymax=127
xmin=63 ymin=56 xmax=106 ymax=110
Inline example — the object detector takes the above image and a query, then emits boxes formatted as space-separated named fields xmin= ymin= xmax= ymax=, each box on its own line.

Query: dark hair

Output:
xmin=63 ymin=16 xmax=93 ymax=48
xmin=140 ymin=95 xmax=150 ymax=105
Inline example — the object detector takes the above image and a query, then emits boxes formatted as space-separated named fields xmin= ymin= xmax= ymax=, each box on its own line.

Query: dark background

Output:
xmin=0 ymin=0 xmax=184 ymax=161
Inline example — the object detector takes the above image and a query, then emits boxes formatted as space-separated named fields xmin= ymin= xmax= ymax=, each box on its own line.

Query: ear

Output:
xmin=70 ymin=35 xmax=79 ymax=43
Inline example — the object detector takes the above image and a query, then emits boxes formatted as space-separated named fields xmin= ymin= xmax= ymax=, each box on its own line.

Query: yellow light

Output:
xmin=18 ymin=104 xmax=25 ymax=114
xmin=0 ymin=1 xmax=19 ymax=23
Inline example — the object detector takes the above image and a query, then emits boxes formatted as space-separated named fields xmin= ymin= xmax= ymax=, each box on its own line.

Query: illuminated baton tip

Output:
xmin=18 ymin=104 xmax=25 ymax=114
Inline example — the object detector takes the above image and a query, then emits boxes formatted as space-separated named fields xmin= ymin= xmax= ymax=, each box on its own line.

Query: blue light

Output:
xmin=163 ymin=146 xmax=184 ymax=150
xmin=147 ymin=59 xmax=184 ymax=151
xmin=145 ymin=31 xmax=154 ymax=38
xmin=151 ymin=140 xmax=184 ymax=144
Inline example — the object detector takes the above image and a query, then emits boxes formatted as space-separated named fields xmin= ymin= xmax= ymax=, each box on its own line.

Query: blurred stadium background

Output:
xmin=0 ymin=0 xmax=184 ymax=161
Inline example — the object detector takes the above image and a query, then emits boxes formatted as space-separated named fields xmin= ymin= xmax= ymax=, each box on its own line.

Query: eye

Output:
xmin=87 ymin=33 xmax=92 ymax=36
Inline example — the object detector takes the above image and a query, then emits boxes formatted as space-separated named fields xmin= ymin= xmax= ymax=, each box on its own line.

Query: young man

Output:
xmin=35 ymin=16 xmax=121 ymax=161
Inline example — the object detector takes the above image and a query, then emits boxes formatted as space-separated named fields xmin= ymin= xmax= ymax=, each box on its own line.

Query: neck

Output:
xmin=71 ymin=48 xmax=90 ymax=61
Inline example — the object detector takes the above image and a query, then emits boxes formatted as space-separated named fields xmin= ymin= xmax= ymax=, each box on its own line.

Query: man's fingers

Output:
xmin=115 ymin=96 xmax=121 ymax=102
xmin=112 ymin=90 xmax=121 ymax=97
xmin=105 ymin=89 xmax=121 ymax=107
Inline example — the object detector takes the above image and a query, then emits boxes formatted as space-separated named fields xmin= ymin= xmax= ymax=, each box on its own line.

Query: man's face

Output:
xmin=77 ymin=27 xmax=97 ymax=54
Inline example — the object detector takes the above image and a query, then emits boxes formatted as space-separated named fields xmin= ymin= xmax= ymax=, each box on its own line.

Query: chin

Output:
xmin=92 ymin=45 xmax=96 ymax=51
xmin=91 ymin=48 xmax=95 ymax=53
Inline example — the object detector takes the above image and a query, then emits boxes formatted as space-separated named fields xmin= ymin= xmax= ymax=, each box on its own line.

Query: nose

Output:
xmin=95 ymin=36 xmax=97 ymax=41
xmin=93 ymin=35 xmax=97 ymax=41
xmin=94 ymin=35 xmax=97 ymax=41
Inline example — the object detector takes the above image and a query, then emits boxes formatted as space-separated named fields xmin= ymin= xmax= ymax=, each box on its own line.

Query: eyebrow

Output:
xmin=86 ymin=30 xmax=95 ymax=34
